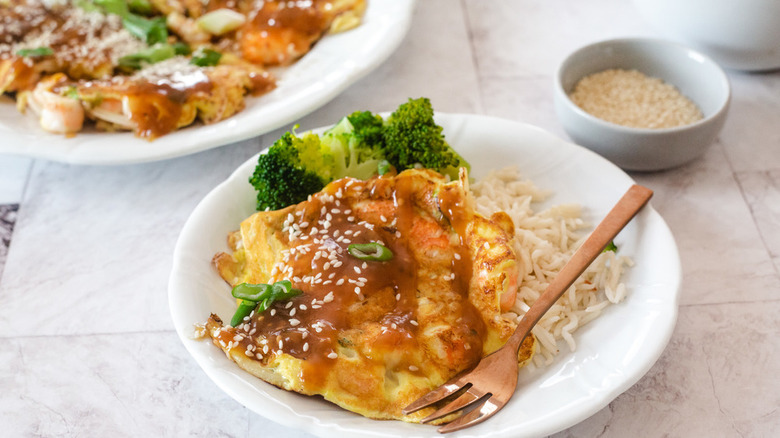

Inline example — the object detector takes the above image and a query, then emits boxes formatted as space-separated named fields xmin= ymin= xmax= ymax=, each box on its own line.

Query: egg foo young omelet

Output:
xmin=0 ymin=0 xmax=365 ymax=139
xmin=203 ymin=168 xmax=536 ymax=421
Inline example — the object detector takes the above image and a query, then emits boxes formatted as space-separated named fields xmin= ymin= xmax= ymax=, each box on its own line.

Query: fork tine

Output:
xmin=402 ymin=381 xmax=468 ymax=415
xmin=420 ymin=387 xmax=487 ymax=424
xmin=437 ymin=397 xmax=502 ymax=434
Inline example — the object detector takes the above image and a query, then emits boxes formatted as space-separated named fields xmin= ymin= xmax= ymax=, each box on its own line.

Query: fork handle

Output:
xmin=506 ymin=184 xmax=653 ymax=353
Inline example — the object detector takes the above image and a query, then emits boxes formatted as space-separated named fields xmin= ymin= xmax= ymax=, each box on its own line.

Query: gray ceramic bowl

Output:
xmin=554 ymin=38 xmax=730 ymax=171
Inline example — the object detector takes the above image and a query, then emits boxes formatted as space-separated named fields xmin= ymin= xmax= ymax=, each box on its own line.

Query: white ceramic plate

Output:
xmin=0 ymin=0 xmax=415 ymax=165
xmin=169 ymin=113 xmax=681 ymax=438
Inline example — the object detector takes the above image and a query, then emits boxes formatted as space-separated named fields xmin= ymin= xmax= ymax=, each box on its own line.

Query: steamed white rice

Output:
xmin=471 ymin=166 xmax=633 ymax=368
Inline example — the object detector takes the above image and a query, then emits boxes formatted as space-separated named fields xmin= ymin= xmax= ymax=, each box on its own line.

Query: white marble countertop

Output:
xmin=1 ymin=1 xmax=779 ymax=436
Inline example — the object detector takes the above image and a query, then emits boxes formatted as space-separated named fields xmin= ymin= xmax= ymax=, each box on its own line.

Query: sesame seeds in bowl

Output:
xmin=554 ymin=38 xmax=731 ymax=171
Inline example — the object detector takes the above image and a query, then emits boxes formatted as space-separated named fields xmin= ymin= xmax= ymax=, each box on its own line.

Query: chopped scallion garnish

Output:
xmin=229 ymin=280 xmax=303 ymax=326
xmin=16 ymin=47 xmax=54 ymax=57
xmin=117 ymin=43 xmax=175 ymax=70
xmin=190 ymin=48 xmax=222 ymax=67
xmin=348 ymin=242 xmax=394 ymax=261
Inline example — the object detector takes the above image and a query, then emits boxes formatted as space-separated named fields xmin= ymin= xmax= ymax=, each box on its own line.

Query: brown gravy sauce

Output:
xmin=218 ymin=173 xmax=487 ymax=390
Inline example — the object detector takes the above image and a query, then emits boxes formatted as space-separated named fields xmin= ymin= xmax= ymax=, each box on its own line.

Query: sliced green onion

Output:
xmin=377 ymin=159 xmax=391 ymax=175
xmin=190 ymin=48 xmax=222 ymax=67
xmin=93 ymin=0 xmax=128 ymax=16
xmin=230 ymin=300 xmax=258 ymax=327
xmin=348 ymin=242 xmax=393 ymax=261
xmin=63 ymin=86 xmax=79 ymax=100
xmin=118 ymin=43 xmax=175 ymax=70
xmin=602 ymin=241 xmax=618 ymax=253
xmin=196 ymin=8 xmax=247 ymax=36
xmin=127 ymin=0 xmax=153 ymax=14
xmin=271 ymin=280 xmax=302 ymax=299
xmin=172 ymin=42 xmax=191 ymax=56
xmin=16 ymin=47 xmax=53 ymax=57
xmin=74 ymin=0 xmax=102 ymax=12
xmin=229 ymin=280 xmax=303 ymax=326
xmin=231 ymin=283 xmax=273 ymax=302
xmin=122 ymin=14 xmax=168 ymax=45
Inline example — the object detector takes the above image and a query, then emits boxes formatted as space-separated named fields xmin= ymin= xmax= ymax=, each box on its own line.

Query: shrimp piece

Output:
xmin=26 ymin=75 xmax=84 ymax=135
xmin=240 ymin=27 xmax=313 ymax=66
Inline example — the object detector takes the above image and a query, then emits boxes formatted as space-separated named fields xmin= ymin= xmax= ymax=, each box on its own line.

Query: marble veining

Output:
xmin=1 ymin=0 xmax=779 ymax=437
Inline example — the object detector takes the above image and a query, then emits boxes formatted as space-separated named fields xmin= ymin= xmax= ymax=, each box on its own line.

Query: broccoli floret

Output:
xmin=249 ymin=130 xmax=331 ymax=211
xmin=347 ymin=110 xmax=384 ymax=147
xmin=381 ymin=97 xmax=470 ymax=180
xmin=323 ymin=116 xmax=386 ymax=181
xmin=249 ymin=98 xmax=470 ymax=211
xmin=249 ymin=119 xmax=385 ymax=211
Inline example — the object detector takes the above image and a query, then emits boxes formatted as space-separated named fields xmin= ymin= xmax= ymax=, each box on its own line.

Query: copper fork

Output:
xmin=403 ymin=184 xmax=654 ymax=433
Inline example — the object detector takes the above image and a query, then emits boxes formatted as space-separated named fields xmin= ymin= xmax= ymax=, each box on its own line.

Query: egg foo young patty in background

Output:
xmin=569 ymin=69 xmax=703 ymax=129
xmin=203 ymin=168 xmax=535 ymax=421
xmin=0 ymin=0 xmax=365 ymax=139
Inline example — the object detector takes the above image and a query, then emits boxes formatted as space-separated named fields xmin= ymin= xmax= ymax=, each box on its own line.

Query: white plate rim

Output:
xmin=168 ymin=113 xmax=681 ymax=438
xmin=0 ymin=0 xmax=416 ymax=165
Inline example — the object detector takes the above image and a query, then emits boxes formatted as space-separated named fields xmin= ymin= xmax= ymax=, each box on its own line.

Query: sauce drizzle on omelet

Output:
xmin=212 ymin=171 xmax=488 ymax=391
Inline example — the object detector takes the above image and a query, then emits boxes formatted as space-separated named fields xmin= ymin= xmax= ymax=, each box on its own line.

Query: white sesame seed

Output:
xmin=302 ymin=331 xmax=308 ymax=339
xmin=354 ymin=286 xmax=361 ymax=294
xmin=278 ymin=339 xmax=283 ymax=349
xmin=262 ymin=345 xmax=269 ymax=354
xmin=303 ymin=342 xmax=309 ymax=352
xmin=290 ymin=308 xmax=297 ymax=317
xmin=270 ymin=309 xmax=276 ymax=316
xmin=312 ymin=304 xmax=321 ymax=309
xmin=285 ymin=301 xmax=293 ymax=309
xmin=454 ymin=253 xmax=461 ymax=260
xmin=396 ymin=293 xmax=401 ymax=301
xmin=324 ymin=292 xmax=334 ymax=302
xmin=395 ymin=231 xmax=401 ymax=238
xmin=354 ymin=266 xmax=361 ymax=274
xmin=410 ymin=320 xmax=418 ymax=326
xmin=245 ymin=350 xmax=254 ymax=357
xmin=391 ymin=323 xmax=397 ymax=329
xmin=484 ymin=242 xmax=490 ymax=250
xmin=362 ymin=262 xmax=367 ymax=269
xmin=327 ymin=352 xmax=338 ymax=359
xmin=409 ymin=365 xmax=419 ymax=372
xmin=289 ymin=318 xmax=300 ymax=326
xmin=299 ymin=304 xmax=307 ymax=310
